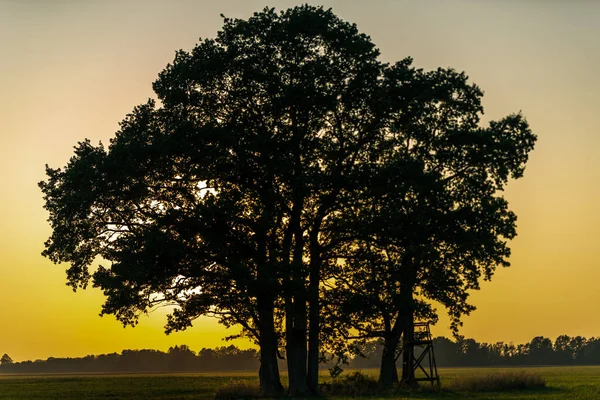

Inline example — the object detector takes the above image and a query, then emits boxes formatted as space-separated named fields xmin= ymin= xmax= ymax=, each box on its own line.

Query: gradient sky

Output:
xmin=1 ymin=0 xmax=599 ymax=362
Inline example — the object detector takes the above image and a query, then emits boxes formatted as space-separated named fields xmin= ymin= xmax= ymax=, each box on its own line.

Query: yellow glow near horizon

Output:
xmin=1 ymin=1 xmax=600 ymax=362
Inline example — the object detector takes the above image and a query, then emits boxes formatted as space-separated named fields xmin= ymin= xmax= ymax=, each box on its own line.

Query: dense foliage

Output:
xmin=39 ymin=5 xmax=535 ymax=395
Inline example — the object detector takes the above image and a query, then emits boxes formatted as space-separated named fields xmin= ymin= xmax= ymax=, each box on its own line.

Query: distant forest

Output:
xmin=2 ymin=334 xmax=600 ymax=374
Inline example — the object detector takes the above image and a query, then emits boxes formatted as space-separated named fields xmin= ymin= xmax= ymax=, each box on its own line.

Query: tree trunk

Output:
xmin=286 ymin=294 xmax=309 ymax=396
xmin=258 ymin=343 xmax=283 ymax=396
xmin=400 ymin=319 xmax=415 ymax=385
xmin=399 ymin=275 xmax=415 ymax=385
xmin=257 ymin=297 xmax=284 ymax=396
xmin=286 ymin=185 xmax=310 ymax=396
xmin=306 ymin=230 xmax=322 ymax=395
xmin=378 ymin=312 xmax=407 ymax=387
xmin=307 ymin=257 xmax=320 ymax=395
xmin=380 ymin=256 xmax=416 ymax=387
xmin=379 ymin=329 xmax=401 ymax=386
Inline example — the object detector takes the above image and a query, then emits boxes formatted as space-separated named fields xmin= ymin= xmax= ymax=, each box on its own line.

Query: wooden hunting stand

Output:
xmin=400 ymin=321 xmax=440 ymax=386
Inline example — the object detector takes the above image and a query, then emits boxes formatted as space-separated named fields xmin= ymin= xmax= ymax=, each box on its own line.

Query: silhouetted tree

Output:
xmin=324 ymin=65 xmax=536 ymax=384
xmin=431 ymin=336 xmax=460 ymax=366
xmin=0 ymin=354 xmax=13 ymax=365
xmin=39 ymin=4 xmax=536 ymax=394
xmin=167 ymin=345 xmax=197 ymax=371
xmin=554 ymin=334 xmax=574 ymax=364
xmin=39 ymin=5 xmax=397 ymax=396
xmin=527 ymin=336 xmax=554 ymax=365
xmin=570 ymin=336 xmax=588 ymax=363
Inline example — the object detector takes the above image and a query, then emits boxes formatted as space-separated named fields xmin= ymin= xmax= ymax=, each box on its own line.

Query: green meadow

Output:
xmin=1 ymin=367 xmax=599 ymax=399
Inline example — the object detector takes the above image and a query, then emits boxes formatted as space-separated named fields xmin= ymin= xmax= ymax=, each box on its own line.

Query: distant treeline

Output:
xmin=0 ymin=345 xmax=259 ymax=374
xmin=3 ymin=334 xmax=600 ymax=374
xmin=352 ymin=335 xmax=600 ymax=368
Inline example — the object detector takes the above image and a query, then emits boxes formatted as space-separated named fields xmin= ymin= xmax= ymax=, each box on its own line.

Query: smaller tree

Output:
xmin=1 ymin=354 xmax=13 ymax=365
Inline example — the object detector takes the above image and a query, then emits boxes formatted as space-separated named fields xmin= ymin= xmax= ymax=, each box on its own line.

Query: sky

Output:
xmin=1 ymin=0 xmax=599 ymax=362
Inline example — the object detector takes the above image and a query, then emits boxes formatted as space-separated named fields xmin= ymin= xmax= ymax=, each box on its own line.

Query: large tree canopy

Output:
xmin=322 ymin=65 xmax=535 ymax=384
xmin=40 ymin=5 xmax=535 ymax=396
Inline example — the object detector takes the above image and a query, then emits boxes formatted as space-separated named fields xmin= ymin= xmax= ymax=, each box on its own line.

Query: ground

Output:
xmin=0 ymin=367 xmax=599 ymax=399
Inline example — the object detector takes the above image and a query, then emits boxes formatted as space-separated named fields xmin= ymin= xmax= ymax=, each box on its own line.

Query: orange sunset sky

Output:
xmin=1 ymin=1 xmax=599 ymax=362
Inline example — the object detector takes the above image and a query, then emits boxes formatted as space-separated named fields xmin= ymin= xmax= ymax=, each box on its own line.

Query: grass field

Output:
xmin=1 ymin=367 xmax=599 ymax=399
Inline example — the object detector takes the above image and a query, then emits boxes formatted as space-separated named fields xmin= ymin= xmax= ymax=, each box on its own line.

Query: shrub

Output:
xmin=214 ymin=380 xmax=263 ymax=399
xmin=320 ymin=371 xmax=380 ymax=396
xmin=448 ymin=371 xmax=546 ymax=392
